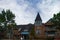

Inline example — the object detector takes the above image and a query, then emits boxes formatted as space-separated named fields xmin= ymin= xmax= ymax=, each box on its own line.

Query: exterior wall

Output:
xmin=34 ymin=25 xmax=46 ymax=39
xmin=1 ymin=39 xmax=20 ymax=40
xmin=13 ymin=29 xmax=21 ymax=39
xmin=54 ymin=30 xmax=60 ymax=40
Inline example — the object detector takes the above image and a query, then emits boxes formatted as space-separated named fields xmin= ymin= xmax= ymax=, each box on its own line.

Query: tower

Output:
xmin=34 ymin=12 xmax=42 ymax=35
xmin=34 ymin=12 xmax=42 ymax=26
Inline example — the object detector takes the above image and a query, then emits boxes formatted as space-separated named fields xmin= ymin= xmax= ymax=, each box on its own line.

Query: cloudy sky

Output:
xmin=0 ymin=0 xmax=60 ymax=25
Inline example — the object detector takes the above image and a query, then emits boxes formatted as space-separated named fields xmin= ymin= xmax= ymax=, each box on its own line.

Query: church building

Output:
xmin=34 ymin=13 xmax=46 ymax=39
xmin=12 ymin=12 xmax=59 ymax=40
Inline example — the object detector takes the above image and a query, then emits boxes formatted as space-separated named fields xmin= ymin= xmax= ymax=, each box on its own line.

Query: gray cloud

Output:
xmin=0 ymin=0 xmax=60 ymax=25
xmin=37 ymin=0 xmax=60 ymax=23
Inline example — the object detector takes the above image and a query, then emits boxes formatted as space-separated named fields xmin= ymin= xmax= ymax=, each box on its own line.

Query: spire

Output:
xmin=35 ymin=12 xmax=42 ymax=21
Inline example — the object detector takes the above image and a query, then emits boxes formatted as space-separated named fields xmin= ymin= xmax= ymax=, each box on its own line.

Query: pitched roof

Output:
xmin=35 ymin=12 xmax=42 ymax=21
xmin=17 ymin=24 xmax=34 ymax=32
xmin=45 ymin=19 xmax=54 ymax=25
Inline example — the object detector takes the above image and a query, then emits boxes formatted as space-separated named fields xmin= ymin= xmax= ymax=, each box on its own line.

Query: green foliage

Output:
xmin=51 ymin=12 xmax=60 ymax=30
xmin=6 ymin=10 xmax=15 ymax=21
xmin=30 ymin=26 xmax=35 ymax=36
xmin=0 ymin=9 xmax=16 ymax=33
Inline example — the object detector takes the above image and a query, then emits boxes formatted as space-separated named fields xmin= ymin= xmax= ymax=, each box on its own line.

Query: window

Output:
xmin=35 ymin=21 xmax=42 ymax=26
xmin=46 ymin=31 xmax=55 ymax=34
xmin=46 ymin=26 xmax=56 ymax=30
xmin=36 ymin=30 xmax=41 ymax=35
xmin=24 ymin=29 xmax=28 ymax=32
xmin=46 ymin=31 xmax=55 ymax=36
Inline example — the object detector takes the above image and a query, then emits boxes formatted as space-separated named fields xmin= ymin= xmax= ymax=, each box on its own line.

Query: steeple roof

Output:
xmin=35 ymin=12 xmax=42 ymax=21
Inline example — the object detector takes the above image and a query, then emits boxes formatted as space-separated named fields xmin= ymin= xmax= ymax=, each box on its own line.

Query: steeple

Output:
xmin=34 ymin=12 xmax=42 ymax=26
xmin=34 ymin=12 xmax=42 ymax=35
xmin=35 ymin=12 xmax=42 ymax=21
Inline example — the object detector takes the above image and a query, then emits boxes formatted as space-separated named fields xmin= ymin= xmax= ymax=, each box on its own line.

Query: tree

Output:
xmin=0 ymin=9 xmax=16 ymax=39
xmin=51 ymin=12 xmax=60 ymax=30
xmin=30 ymin=26 xmax=35 ymax=36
